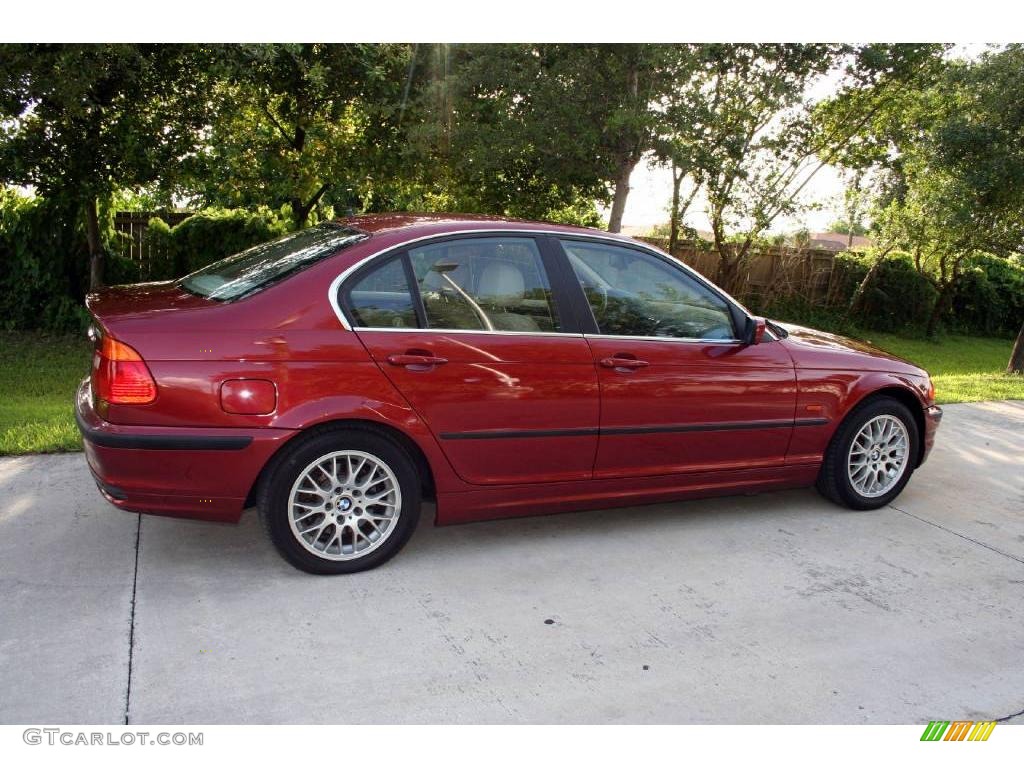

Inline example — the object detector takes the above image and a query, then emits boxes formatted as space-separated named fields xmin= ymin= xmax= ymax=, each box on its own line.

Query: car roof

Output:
xmin=336 ymin=212 xmax=635 ymax=242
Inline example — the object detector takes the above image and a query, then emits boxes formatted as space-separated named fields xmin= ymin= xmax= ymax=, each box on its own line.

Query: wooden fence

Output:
xmin=112 ymin=211 xmax=192 ymax=272
xmin=638 ymin=236 xmax=841 ymax=307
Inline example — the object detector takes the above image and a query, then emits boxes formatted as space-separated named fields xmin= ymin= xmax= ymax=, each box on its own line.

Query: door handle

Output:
xmin=387 ymin=352 xmax=449 ymax=367
xmin=599 ymin=355 xmax=649 ymax=370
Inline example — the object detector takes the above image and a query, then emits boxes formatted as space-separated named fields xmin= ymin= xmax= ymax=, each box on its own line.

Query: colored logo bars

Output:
xmin=920 ymin=721 xmax=996 ymax=741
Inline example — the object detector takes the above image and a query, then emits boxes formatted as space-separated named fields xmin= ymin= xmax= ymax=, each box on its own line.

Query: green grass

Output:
xmin=0 ymin=331 xmax=91 ymax=455
xmin=0 ymin=329 xmax=1019 ymax=455
xmin=851 ymin=331 xmax=1024 ymax=405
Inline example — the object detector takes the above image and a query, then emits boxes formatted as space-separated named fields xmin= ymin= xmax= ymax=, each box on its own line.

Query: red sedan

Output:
xmin=76 ymin=214 xmax=942 ymax=574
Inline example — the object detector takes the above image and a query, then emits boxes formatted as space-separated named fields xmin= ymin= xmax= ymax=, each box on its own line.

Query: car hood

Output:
xmin=774 ymin=322 xmax=927 ymax=376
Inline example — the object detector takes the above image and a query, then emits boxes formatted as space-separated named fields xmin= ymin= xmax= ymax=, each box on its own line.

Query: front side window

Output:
xmin=407 ymin=238 xmax=561 ymax=332
xmin=181 ymin=223 xmax=368 ymax=301
xmin=561 ymin=240 xmax=736 ymax=340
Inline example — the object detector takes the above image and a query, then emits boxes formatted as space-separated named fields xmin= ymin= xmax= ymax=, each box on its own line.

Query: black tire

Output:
xmin=258 ymin=428 xmax=421 ymax=574
xmin=816 ymin=396 xmax=920 ymax=510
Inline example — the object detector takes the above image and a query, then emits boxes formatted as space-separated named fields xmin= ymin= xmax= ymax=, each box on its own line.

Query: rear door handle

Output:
xmin=599 ymin=355 xmax=649 ymax=370
xmin=387 ymin=352 xmax=449 ymax=368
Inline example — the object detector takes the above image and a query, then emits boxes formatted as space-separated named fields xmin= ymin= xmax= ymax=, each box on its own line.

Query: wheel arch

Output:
xmin=842 ymin=384 xmax=928 ymax=467
xmin=244 ymin=418 xmax=438 ymax=511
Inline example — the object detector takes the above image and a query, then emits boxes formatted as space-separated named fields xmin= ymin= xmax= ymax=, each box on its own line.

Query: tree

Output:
xmin=414 ymin=44 xmax=700 ymax=230
xmin=401 ymin=44 xmax=604 ymax=222
xmin=684 ymin=44 xmax=839 ymax=292
xmin=183 ymin=44 xmax=414 ymax=228
xmin=1009 ymin=322 xmax=1024 ymax=375
xmin=681 ymin=44 xmax=942 ymax=293
xmin=850 ymin=46 xmax=1024 ymax=342
xmin=0 ymin=44 xmax=210 ymax=288
xmin=830 ymin=171 xmax=871 ymax=244
xmin=650 ymin=55 xmax=708 ymax=253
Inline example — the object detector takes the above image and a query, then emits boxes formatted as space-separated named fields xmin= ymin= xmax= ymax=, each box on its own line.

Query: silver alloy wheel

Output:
xmin=287 ymin=450 xmax=402 ymax=561
xmin=847 ymin=415 xmax=910 ymax=498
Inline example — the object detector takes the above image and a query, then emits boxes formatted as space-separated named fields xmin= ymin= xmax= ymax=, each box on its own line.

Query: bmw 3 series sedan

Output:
xmin=76 ymin=214 xmax=942 ymax=574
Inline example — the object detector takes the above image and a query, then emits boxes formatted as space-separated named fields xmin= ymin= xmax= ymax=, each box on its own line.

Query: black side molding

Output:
xmin=76 ymin=410 xmax=253 ymax=451
xmin=439 ymin=427 xmax=599 ymax=441
xmin=602 ymin=418 xmax=829 ymax=436
xmin=439 ymin=418 xmax=830 ymax=441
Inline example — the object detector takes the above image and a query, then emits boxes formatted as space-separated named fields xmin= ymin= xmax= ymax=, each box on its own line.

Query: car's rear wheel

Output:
xmin=817 ymin=396 xmax=919 ymax=510
xmin=259 ymin=429 xmax=421 ymax=574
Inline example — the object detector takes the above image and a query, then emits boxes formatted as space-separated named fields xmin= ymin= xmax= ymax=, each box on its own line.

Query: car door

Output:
xmin=556 ymin=238 xmax=798 ymax=480
xmin=340 ymin=234 xmax=599 ymax=486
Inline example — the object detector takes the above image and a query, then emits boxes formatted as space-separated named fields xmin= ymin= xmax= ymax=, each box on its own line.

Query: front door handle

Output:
xmin=599 ymin=355 xmax=650 ymax=370
xmin=387 ymin=351 xmax=449 ymax=368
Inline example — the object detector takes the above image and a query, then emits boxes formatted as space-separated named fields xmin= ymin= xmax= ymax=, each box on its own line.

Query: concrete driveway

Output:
xmin=1 ymin=401 xmax=1022 ymax=725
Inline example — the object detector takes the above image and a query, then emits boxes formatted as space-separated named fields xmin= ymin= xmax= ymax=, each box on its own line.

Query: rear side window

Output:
xmin=346 ymin=256 xmax=418 ymax=328
xmin=180 ymin=223 xmax=368 ymax=301
xmin=342 ymin=237 xmax=564 ymax=333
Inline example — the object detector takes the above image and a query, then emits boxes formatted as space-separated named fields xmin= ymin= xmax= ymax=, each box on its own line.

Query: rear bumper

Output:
xmin=920 ymin=405 xmax=943 ymax=465
xmin=75 ymin=379 xmax=296 ymax=522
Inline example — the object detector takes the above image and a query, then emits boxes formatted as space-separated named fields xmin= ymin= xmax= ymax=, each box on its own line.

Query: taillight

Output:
xmin=92 ymin=335 xmax=157 ymax=405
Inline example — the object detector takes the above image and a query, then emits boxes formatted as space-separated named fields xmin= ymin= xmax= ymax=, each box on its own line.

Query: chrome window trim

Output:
xmin=344 ymin=326 xmax=583 ymax=339
xmin=327 ymin=227 xmax=752 ymax=339
xmin=584 ymin=333 xmax=743 ymax=345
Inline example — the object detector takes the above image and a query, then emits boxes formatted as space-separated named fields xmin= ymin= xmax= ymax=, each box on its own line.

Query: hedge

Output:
xmin=144 ymin=207 xmax=289 ymax=279
xmin=0 ymin=198 xmax=290 ymax=332
xmin=0 ymin=192 xmax=90 ymax=333
xmin=754 ymin=250 xmax=1023 ymax=338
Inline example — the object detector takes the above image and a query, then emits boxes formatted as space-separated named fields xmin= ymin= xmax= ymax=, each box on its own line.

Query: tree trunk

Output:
xmin=607 ymin=157 xmax=637 ymax=234
xmin=290 ymin=183 xmax=331 ymax=229
xmin=926 ymin=282 xmax=953 ymax=339
xmin=848 ymin=246 xmax=892 ymax=315
xmin=85 ymin=197 xmax=104 ymax=292
xmin=668 ymin=163 xmax=683 ymax=254
xmin=1008 ymin=320 xmax=1024 ymax=374
xmin=716 ymin=255 xmax=741 ymax=296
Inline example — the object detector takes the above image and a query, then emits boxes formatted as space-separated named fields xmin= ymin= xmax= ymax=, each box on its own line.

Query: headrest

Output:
xmin=477 ymin=261 xmax=526 ymax=300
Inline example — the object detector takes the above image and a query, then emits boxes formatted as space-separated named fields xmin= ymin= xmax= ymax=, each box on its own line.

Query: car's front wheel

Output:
xmin=817 ymin=396 xmax=920 ymax=510
xmin=259 ymin=428 xmax=421 ymax=574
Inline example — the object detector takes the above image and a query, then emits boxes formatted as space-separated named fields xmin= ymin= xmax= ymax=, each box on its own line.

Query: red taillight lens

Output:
xmin=92 ymin=336 xmax=157 ymax=405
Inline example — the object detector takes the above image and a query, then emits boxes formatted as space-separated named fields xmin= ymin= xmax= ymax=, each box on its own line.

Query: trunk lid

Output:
xmin=85 ymin=281 xmax=211 ymax=328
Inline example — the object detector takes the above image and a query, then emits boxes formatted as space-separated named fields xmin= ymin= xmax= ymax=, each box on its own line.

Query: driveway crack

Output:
xmin=124 ymin=513 xmax=141 ymax=725
xmin=996 ymin=705 xmax=1024 ymax=722
xmin=888 ymin=504 xmax=1024 ymax=566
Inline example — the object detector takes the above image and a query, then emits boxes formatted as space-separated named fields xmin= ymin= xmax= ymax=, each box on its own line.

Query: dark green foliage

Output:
xmin=950 ymin=254 xmax=1024 ymax=337
xmin=0 ymin=194 xmax=288 ymax=333
xmin=103 ymin=253 xmax=143 ymax=286
xmin=145 ymin=208 xmax=289 ymax=279
xmin=759 ymin=249 xmax=1024 ymax=339
xmin=0 ymin=44 xmax=213 ymax=288
xmin=831 ymin=251 xmax=939 ymax=332
xmin=0 ymin=192 xmax=89 ymax=332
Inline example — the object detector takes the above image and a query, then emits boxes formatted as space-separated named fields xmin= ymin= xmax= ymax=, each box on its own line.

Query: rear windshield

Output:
xmin=179 ymin=223 xmax=369 ymax=301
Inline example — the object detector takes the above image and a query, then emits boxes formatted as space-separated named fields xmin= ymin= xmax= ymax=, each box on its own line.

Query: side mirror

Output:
xmin=744 ymin=316 xmax=767 ymax=345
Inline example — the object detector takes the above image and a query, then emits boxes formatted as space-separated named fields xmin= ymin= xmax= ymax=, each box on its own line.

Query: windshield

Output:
xmin=179 ymin=223 xmax=369 ymax=301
